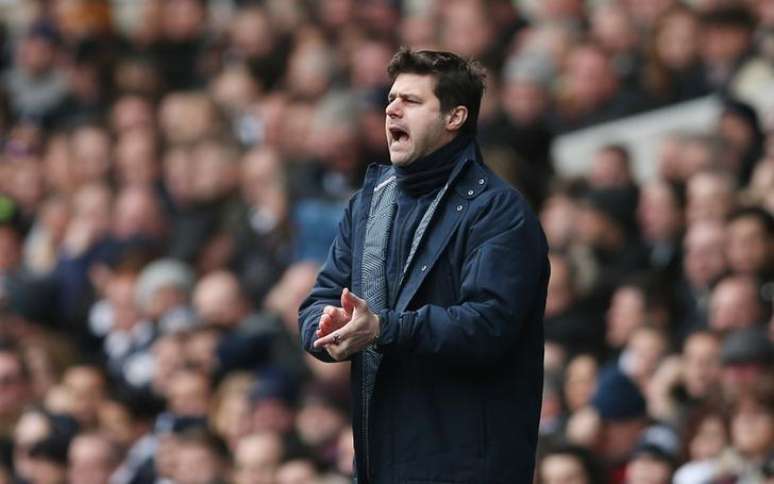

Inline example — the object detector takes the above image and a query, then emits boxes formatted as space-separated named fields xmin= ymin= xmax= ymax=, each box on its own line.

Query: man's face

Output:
xmin=385 ymin=73 xmax=450 ymax=166
xmin=682 ymin=334 xmax=720 ymax=398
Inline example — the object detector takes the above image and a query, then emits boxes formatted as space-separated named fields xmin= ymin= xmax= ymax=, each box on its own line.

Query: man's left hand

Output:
xmin=313 ymin=288 xmax=380 ymax=361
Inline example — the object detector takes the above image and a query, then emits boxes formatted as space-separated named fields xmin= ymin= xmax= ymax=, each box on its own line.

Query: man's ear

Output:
xmin=446 ymin=106 xmax=469 ymax=132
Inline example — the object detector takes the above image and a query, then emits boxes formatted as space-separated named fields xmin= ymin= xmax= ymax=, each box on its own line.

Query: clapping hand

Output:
xmin=314 ymin=288 xmax=380 ymax=361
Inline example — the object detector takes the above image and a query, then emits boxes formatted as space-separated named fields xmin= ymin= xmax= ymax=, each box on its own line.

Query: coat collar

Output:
xmin=356 ymin=140 xmax=489 ymax=311
xmin=391 ymin=141 xmax=489 ymax=310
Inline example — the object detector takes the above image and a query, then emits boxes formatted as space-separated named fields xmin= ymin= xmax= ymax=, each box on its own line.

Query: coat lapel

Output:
xmin=391 ymin=144 xmax=485 ymax=312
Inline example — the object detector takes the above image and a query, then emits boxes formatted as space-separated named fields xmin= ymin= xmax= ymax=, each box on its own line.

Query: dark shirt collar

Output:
xmin=395 ymin=133 xmax=472 ymax=197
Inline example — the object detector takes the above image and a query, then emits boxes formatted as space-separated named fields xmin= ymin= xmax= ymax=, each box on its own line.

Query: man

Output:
xmin=299 ymin=48 xmax=550 ymax=483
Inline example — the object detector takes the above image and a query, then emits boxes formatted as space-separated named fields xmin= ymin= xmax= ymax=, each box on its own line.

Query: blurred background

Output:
xmin=0 ymin=0 xmax=772 ymax=483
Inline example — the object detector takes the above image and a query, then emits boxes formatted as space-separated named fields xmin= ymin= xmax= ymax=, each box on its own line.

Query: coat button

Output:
xmin=421 ymin=265 xmax=427 ymax=271
xmin=456 ymin=204 xmax=463 ymax=211
xmin=467 ymin=190 xmax=474 ymax=196
xmin=478 ymin=178 xmax=485 ymax=185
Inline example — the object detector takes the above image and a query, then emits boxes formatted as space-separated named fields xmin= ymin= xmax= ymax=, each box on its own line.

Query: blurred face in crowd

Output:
xmin=167 ymin=369 xmax=210 ymax=417
xmin=212 ymin=388 xmax=252 ymax=450
xmin=656 ymin=9 xmax=699 ymax=69
xmin=683 ymin=221 xmax=726 ymax=289
xmin=114 ymin=129 xmax=159 ymax=188
xmin=0 ymin=351 xmax=27 ymax=417
xmin=111 ymin=95 xmax=155 ymax=133
xmin=252 ymin=397 xmax=295 ymax=435
xmin=211 ymin=66 xmax=259 ymax=117
xmin=726 ymin=215 xmax=772 ymax=275
xmin=563 ymin=45 xmax=616 ymax=111
xmin=502 ymin=77 xmax=549 ymax=125
xmin=96 ymin=400 xmax=136 ymax=448
xmin=62 ymin=366 xmax=106 ymax=427
xmin=71 ymin=126 xmax=111 ymax=186
xmin=241 ymin=147 xmax=287 ymax=221
xmin=637 ymin=181 xmax=682 ymax=242
xmin=624 ymin=327 xmax=667 ymax=384
xmin=159 ymin=93 xmax=219 ymax=144
xmin=0 ymin=227 xmax=21 ymax=272
xmin=440 ymin=0 xmax=492 ymax=59
xmin=601 ymin=417 xmax=648 ymax=463
xmin=688 ymin=414 xmax=727 ymax=461
xmin=682 ymin=332 xmax=721 ymax=399
xmin=591 ymin=3 xmax=638 ymax=54
xmin=112 ymin=186 xmax=164 ymax=239
xmin=709 ymin=275 xmax=762 ymax=332
xmin=13 ymin=410 xmax=51 ymax=481
xmin=686 ymin=172 xmax=734 ymax=224
xmin=163 ymin=146 xmax=196 ymax=205
xmin=6 ymin=158 xmax=44 ymax=213
xmin=606 ymin=285 xmax=646 ymax=349
xmin=191 ymin=141 xmax=238 ymax=202
xmin=540 ymin=194 xmax=577 ymax=250
xmin=731 ymin=399 xmax=773 ymax=459
xmin=285 ymin=42 xmax=333 ymax=101
xmin=171 ymin=439 xmax=224 ymax=484
xmin=385 ymin=73 xmax=464 ymax=166
xmin=564 ymin=355 xmax=598 ymax=412
xmin=17 ymin=34 xmax=57 ymax=76
xmin=295 ymin=399 xmax=346 ymax=448
xmin=67 ymin=434 xmax=118 ymax=484
xmin=351 ymin=40 xmax=392 ymax=90
xmin=161 ymin=0 xmax=205 ymax=41
xmin=701 ymin=23 xmax=752 ymax=65
xmin=276 ymin=459 xmax=318 ymax=484
xmin=193 ymin=271 xmax=247 ymax=328
xmin=540 ymin=453 xmax=589 ymax=484
xmin=625 ymin=454 xmax=672 ymax=484
xmin=589 ymin=147 xmax=632 ymax=189
xmin=151 ymin=335 xmax=185 ymax=396
xmin=233 ymin=432 xmax=283 ymax=484
xmin=106 ymin=273 xmax=140 ymax=331
xmin=229 ymin=7 xmax=273 ymax=60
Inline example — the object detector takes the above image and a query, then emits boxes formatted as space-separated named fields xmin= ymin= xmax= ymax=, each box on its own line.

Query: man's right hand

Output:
xmin=315 ymin=288 xmax=356 ymax=339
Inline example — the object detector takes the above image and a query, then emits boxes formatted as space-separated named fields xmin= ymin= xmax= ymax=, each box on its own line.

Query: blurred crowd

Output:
xmin=0 ymin=0 xmax=772 ymax=483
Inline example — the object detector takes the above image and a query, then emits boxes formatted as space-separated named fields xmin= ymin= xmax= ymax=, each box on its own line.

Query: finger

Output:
xmin=326 ymin=306 xmax=350 ymax=325
xmin=341 ymin=288 xmax=355 ymax=315
xmin=314 ymin=330 xmax=339 ymax=348
xmin=342 ymin=288 xmax=367 ymax=312
xmin=318 ymin=313 xmax=331 ymax=333
xmin=314 ymin=325 xmax=352 ymax=348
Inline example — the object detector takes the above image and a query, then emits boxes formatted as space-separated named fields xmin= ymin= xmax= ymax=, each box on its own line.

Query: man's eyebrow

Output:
xmin=387 ymin=92 xmax=421 ymax=101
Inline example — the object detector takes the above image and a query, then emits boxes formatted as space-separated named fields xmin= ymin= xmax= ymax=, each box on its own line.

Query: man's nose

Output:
xmin=385 ymin=99 xmax=401 ymax=117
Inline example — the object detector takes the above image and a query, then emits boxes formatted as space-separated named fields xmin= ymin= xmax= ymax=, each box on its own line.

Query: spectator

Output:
xmin=1 ymin=22 xmax=67 ymax=122
xmin=232 ymin=431 xmax=284 ymax=484
xmin=725 ymin=206 xmax=774 ymax=279
xmin=708 ymin=274 xmax=766 ymax=332
xmin=67 ymin=432 xmax=123 ymax=484
xmin=624 ymin=425 xmax=680 ymax=484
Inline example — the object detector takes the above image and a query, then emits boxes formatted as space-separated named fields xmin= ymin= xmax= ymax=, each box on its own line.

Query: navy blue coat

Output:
xmin=299 ymin=142 xmax=550 ymax=484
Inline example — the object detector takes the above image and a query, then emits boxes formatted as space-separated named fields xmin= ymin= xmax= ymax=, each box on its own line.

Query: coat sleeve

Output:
xmin=297 ymin=193 xmax=357 ymax=363
xmin=376 ymin=189 xmax=549 ymax=368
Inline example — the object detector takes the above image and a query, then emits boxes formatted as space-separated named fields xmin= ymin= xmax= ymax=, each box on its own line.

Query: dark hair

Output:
xmin=728 ymin=206 xmax=774 ymax=236
xmin=387 ymin=47 xmax=486 ymax=135
xmin=700 ymin=6 xmax=755 ymax=30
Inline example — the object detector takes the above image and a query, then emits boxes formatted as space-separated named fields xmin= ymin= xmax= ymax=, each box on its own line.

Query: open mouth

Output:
xmin=389 ymin=126 xmax=409 ymax=143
